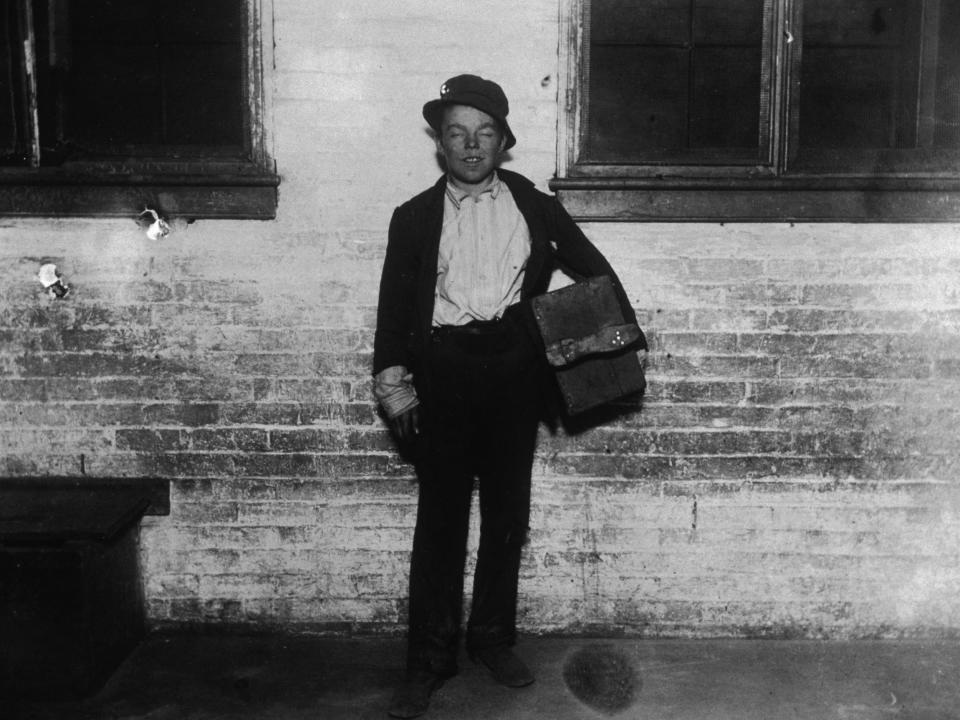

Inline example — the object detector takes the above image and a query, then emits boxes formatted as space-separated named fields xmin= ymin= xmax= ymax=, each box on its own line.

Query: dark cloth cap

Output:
xmin=422 ymin=74 xmax=516 ymax=149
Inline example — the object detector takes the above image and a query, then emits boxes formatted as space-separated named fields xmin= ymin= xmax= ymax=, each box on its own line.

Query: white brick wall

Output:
xmin=2 ymin=0 xmax=959 ymax=638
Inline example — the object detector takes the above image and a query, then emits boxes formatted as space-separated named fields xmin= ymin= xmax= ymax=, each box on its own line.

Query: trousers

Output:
xmin=406 ymin=309 xmax=542 ymax=676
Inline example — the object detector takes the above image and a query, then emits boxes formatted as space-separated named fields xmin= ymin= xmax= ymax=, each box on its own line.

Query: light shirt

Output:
xmin=432 ymin=173 xmax=531 ymax=327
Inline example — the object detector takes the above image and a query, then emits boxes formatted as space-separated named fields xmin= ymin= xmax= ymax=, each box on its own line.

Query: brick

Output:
xmin=647 ymin=380 xmax=747 ymax=404
xmin=67 ymin=280 xmax=172 ymax=304
xmin=778 ymin=354 xmax=931 ymax=380
xmin=748 ymin=379 xmax=902 ymax=405
xmin=644 ymin=308 xmax=690 ymax=330
xmin=41 ymin=378 xmax=165 ymax=401
xmin=654 ymin=332 xmax=738 ymax=354
xmin=199 ymin=574 xmax=279 ymax=599
xmin=325 ymin=572 xmax=406 ymax=598
xmin=767 ymin=309 xmax=933 ymax=332
xmin=145 ymin=574 xmax=200 ymax=597
xmin=350 ymin=526 xmax=413 ymax=550
xmin=717 ymin=282 xmax=801 ymax=305
xmin=230 ymin=453 xmax=318 ymax=477
xmin=684 ymin=258 xmax=765 ymax=281
xmin=170 ymin=502 xmax=239 ymax=524
xmin=318 ymin=504 xmax=417 ymax=532
xmin=800 ymin=283 xmax=938 ymax=309
xmin=0 ymin=302 xmax=153 ymax=330
xmin=145 ymin=525 xmax=284 ymax=551
xmin=553 ymin=428 xmax=793 ymax=456
xmin=0 ymin=428 xmax=112 ymax=451
xmin=116 ymin=429 xmax=183 ymax=452
xmin=0 ymin=402 xmax=153 ymax=427
xmin=344 ymin=428 xmax=396 ymax=452
xmin=143 ymin=549 xmax=243 ymax=575
xmin=688 ymin=309 xmax=768 ymax=332
xmin=655 ymin=355 xmax=781 ymax=378
xmin=173 ymin=280 xmax=262 ymax=304
xmin=186 ymin=428 xmax=270 ymax=452
xmin=543 ymin=454 xmax=676 ymax=480
xmin=694 ymin=405 xmax=781 ymax=427
xmin=792 ymin=432 xmax=864 ymax=456
xmin=236 ymin=501 xmax=321 ymax=526
xmin=271 ymin=378 xmax=352 ymax=403
xmin=32 ymin=351 xmax=201 ymax=378
xmin=150 ymin=304 xmax=237 ymax=326
xmin=935 ymin=358 xmax=960 ymax=378
xmin=218 ymin=402 xmax=303 ymax=426
xmin=233 ymin=351 xmax=374 ymax=377
xmin=273 ymin=478 xmax=416 ymax=502
xmin=315 ymin=453 xmax=412 ymax=478
xmin=619 ymin=404 xmax=701 ymax=427
xmin=269 ymin=428 xmax=337 ymax=452
xmin=169 ymin=478 xmax=279 ymax=502
xmin=152 ymin=453 xmax=240 ymax=477
xmin=0 ymin=378 xmax=47 ymax=401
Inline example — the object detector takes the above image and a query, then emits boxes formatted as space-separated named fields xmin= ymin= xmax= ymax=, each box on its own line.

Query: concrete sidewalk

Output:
xmin=9 ymin=633 xmax=960 ymax=720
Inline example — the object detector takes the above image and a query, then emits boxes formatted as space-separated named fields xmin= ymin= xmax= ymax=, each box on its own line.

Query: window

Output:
xmin=1 ymin=0 xmax=277 ymax=219
xmin=552 ymin=0 xmax=960 ymax=220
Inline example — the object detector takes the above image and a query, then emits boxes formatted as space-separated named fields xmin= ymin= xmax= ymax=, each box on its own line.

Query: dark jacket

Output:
xmin=373 ymin=169 xmax=646 ymax=389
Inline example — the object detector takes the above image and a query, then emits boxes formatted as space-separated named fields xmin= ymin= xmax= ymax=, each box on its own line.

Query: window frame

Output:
xmin=551 ymin=0 xmax=960 ymax=222
xmin=0 ymin=0 xmax=278 ymax=220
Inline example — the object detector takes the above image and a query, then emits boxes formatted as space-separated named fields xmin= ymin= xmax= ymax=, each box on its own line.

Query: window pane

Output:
xmin=1 ymin=0 xmax=29 ymax=164
xmin=691 ymin=47 xmax=762 ymax=149
xmin=797 ymin=0 xmax=960 ymax=168
xmin=591 ymin=0 xmax=690 ymax=45
xmin=586 ymin=0 xmax=764 ymax=163
xmin=589 ymin=46 xmax=689 ymax=159
xmin=934 ymin=0 xmax=960 ymax=147
xmin=54 ymin=0 xmax=244 ymax=154
xmin=800 ymin=47 xmax=900 ymax=148
xmin=800 ymin=0 xmax=918 ymax=149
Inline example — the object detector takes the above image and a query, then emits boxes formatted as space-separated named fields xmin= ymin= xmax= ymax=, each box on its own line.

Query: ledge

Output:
xmin=0 ymin=477 xmax=170 ymax=518
xmin=0 ymin=171 xmax=280 ymax=219
xmin=550 ymin=176 xmax=960 ymax=222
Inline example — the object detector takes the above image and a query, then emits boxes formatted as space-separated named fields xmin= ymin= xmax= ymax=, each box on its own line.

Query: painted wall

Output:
xmin=1 ymin=0 xmax=959 ymax=637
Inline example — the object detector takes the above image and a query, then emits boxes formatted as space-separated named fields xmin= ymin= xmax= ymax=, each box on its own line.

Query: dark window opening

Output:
xmin=554 ymin=0 xmax=960 ymax=221
xmin=586 ymin=0 xmax=765 ymax=164
xmin=796 ymin=0 xmax=960 ymax=172
xmin=0 ymin=0 xmax=277 ymax=219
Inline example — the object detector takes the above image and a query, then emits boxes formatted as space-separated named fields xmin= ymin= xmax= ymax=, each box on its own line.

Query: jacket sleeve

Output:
xmin=373 ymin=205 xmax=421 ymax=375
xmin=547 ymin=197 xmax=648 ymax=351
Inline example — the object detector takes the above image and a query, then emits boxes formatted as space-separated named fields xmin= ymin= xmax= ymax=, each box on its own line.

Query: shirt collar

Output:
xmin=445 ymin=172 xmax=502 ymax=209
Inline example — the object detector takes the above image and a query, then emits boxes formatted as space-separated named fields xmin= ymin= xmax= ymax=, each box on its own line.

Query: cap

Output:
xmin=422 ymin=74 xmax=516 ymax=149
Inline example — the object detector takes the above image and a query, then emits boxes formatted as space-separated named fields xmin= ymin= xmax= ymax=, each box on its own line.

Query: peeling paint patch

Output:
xmin=137 ymin=208 xmax=171 ymax=240
xmin=37 ymin=263 xmax=69 ymax=298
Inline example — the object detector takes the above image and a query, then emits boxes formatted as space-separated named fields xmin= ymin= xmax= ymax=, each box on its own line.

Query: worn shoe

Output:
xmin=471 ymin=646 xmax=535 ymax=688
xmin=387 ymin=671 xmax=444 ymax=719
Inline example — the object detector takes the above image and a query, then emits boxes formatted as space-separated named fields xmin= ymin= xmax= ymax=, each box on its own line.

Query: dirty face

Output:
xmin=436 ymin=104 xmax=507 ymax=194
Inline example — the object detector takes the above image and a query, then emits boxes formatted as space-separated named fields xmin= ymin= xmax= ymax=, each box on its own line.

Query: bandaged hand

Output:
xmin=374 ymin=365 xmax=421 ymax=442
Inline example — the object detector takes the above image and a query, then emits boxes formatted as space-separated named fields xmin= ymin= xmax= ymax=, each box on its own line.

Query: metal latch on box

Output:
xmin=544 ymin=323 xmax=642 ymax=368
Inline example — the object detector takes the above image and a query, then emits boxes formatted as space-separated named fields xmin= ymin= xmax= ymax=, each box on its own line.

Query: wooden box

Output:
xmin=0 ymin=485 xmax=151 ymax=698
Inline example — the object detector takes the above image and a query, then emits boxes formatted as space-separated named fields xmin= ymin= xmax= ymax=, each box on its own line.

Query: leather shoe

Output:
xmin=387 ymin=671 xmax=444 ymax=719
xmin=471 ymin=646 xmax=534 ymax=688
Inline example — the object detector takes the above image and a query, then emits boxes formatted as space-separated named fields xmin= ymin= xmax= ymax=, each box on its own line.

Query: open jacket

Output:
xmin=373 ymin=169 xmax=646 ymax=406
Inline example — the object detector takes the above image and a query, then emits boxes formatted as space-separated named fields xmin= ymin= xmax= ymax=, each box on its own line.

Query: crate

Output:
xmin=0 ymin=481 xmax=162 ymax=698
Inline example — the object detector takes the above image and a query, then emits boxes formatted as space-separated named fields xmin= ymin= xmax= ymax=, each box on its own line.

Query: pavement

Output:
xmin=8 ymin=633 xmax=960 ymax=720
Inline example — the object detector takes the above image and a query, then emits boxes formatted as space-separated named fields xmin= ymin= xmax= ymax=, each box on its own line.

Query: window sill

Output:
xmin=0 ymin=169 xmax=280 ymax=219
xmin=550 ymin=176 xmax=960 ymax=222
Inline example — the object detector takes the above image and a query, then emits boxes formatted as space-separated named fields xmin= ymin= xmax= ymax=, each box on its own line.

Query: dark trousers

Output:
xmin=406 ymin=311 xmax=541 ymax=677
